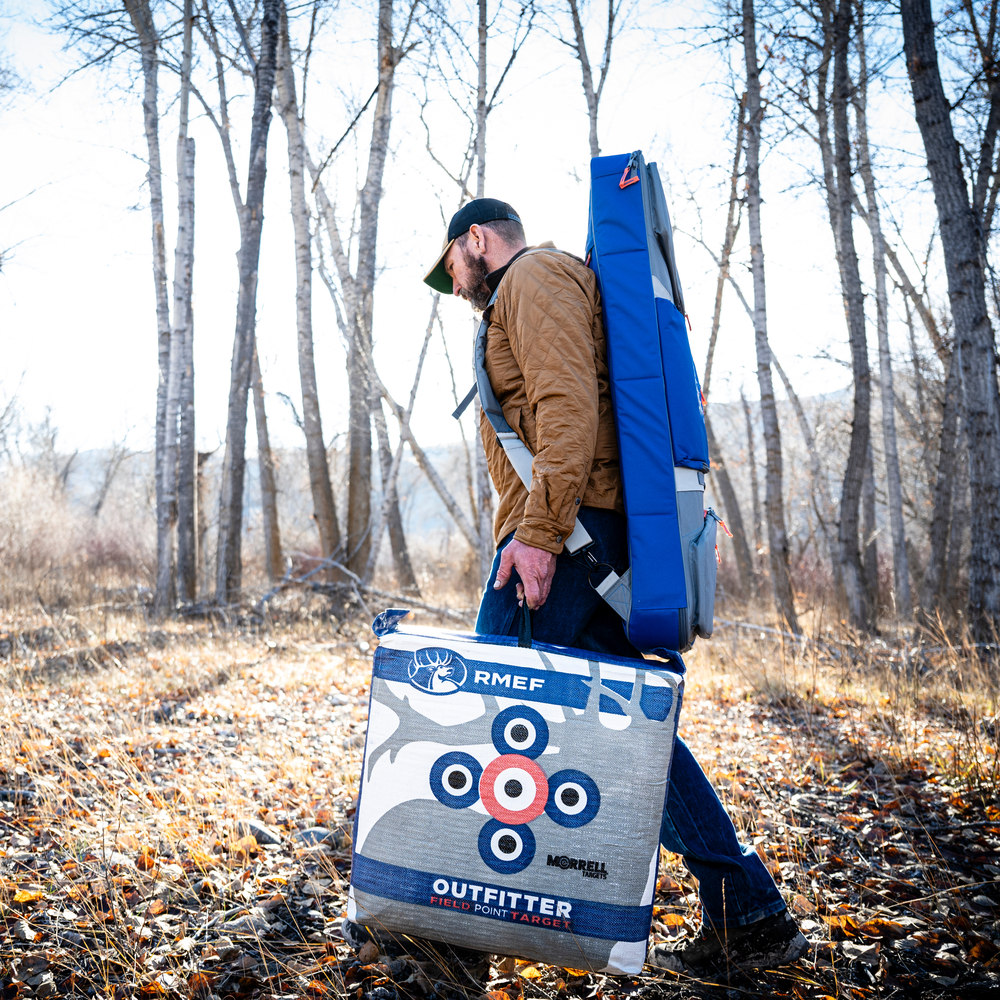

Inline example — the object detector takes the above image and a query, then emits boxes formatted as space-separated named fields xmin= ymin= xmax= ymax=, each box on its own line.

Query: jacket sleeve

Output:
xmin=503 ymin=256 xmax=599 ymax=554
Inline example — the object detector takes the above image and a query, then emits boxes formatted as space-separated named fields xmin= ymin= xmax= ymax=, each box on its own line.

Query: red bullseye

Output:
xmin=479 ymin=754 xmax=549 ymax=825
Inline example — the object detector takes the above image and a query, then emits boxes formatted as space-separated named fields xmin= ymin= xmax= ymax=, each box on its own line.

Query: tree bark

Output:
xmin=854 ymin=0 xmax=912 ymax=617
xmin=275 ymin=11 xmax=342 ymax=573
xmin=702 ymin=93 xmax=755 ymax=600
xmin=251 ymin=346 xmax=283 ymax=583
xmin=124 ymin=0 xmax=172 ymax=613
xmin=566 ymin=0 xmax=615 ymax=157
xmin=705 ymin=414 xmax=756 ymax=599
xmin=473 ymin=0 xmax=495 ymax=583
xmin=862 ymin=439 xmax=879 ymax=616
xmin=770 ymin=351 xmax=843 ymax=597
xmin=197 ymin=451 xmax=212 ymax=598
xmin=176 ymin=134 xmax=198 ymax=600
xmin=476 ymin=0 xmax=487 ymax=196
xmin=742 ymin=0 xmax=800 ymax=633
xmin=372 ymin=404 xmax=419 ymax=591
xmin=901 ymin=0 xmax=1000 ymax=641
xmin=919 ymin=350 xmax=960 ymax=617
xmin=215 ymin=0 xmax=281 ymax=604
xmin=740 ymin=390 xmax=763 ymax=563
xmin=832 ymin=0 xmax=873 ymax=630
xmin=346 ymin=0 xmax=398 ymax=578
xmin=944 ymin=434 xmax=969 ymax=614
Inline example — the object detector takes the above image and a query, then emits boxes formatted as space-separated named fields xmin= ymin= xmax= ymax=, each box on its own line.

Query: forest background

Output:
xmin=1 ymin=4 xmax=1000 ymax=999
xmin=2 ymin=0 xmax=994 ymax=642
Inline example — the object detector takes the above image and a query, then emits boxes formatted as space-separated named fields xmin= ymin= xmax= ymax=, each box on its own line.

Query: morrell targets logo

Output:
xmin=429 ymin=706 xmax=601 ymax=875
xmin=408 ymin=647 xmax=469 ymax=695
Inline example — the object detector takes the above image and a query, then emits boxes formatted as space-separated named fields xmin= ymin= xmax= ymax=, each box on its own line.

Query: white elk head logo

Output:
xmin=409 ymin=647 xmax=468 ymax=694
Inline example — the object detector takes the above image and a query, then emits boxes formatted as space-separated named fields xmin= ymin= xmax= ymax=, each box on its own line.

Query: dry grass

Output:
xmin=0 ymin=599 xmax=998 ymax=1000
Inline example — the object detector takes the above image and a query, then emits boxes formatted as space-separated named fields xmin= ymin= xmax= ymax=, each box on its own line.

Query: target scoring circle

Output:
xmin=553 ymin=780 xmax=588 ymax=814
xmin=480 ymin=754 xmax=548 ymax=824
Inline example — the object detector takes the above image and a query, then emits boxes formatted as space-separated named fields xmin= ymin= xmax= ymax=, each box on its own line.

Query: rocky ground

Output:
xmin=0 ymin=607 xmax=998 ymax=999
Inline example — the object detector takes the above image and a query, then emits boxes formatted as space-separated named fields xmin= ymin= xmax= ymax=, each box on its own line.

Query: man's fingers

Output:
xmin=493 ymin=545 xmax=515 ymax=589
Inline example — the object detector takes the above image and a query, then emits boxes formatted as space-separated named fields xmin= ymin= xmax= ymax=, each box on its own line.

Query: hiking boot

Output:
xmin=648 ymin=909 xmax=807 ymax=973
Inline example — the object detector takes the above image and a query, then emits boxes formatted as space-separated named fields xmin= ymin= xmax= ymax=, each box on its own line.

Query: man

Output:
xmin=418 ymin=198 xmax=807 ymax=973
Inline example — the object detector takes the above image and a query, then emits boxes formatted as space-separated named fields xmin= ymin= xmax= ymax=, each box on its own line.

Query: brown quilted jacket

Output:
xmin=479 ymin=243 xmax=624 ymax=554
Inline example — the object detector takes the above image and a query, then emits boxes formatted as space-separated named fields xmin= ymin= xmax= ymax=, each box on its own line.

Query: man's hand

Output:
xmin=493 ymin=538 xmax=557 ymax=609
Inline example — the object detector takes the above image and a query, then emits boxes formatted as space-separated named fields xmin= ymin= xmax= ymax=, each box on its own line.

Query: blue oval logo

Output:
xmin=408 ymin=647 xmax=468 ymax=695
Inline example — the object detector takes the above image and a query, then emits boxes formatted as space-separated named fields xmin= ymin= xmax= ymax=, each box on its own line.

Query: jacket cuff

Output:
xmin=514 ymin=520 xmax=573 ymax=555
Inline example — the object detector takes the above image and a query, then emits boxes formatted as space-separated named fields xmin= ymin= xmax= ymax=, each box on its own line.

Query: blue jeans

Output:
xmin=475 ymin=507 xmax=787 ymax=929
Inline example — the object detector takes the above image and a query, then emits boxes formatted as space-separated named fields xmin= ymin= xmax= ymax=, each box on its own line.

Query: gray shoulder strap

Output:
xmin=474 ymin=290 xmax=594 ymax=555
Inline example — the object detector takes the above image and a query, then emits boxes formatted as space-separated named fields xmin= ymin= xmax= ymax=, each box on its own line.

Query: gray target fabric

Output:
xmin=348 ymin=610 xmax=684 ymax=975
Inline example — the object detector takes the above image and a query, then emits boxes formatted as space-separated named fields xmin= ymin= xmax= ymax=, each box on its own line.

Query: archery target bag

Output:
xmin=348 ymin=609 xmax=685 ymax=975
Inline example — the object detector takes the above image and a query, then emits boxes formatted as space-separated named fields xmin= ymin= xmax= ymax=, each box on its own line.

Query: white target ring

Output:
xmin=489 ymin=826 xmax=525 ymax=861
xmin=553 ymin=780 xmax=588 ymax=815
xmin=493 ymin=765 xmax=538 ymax=813
xmin=441 ymin=763 xmax=474 ymax=797
xmin=503 ymin=717 xmax=537 ymax=751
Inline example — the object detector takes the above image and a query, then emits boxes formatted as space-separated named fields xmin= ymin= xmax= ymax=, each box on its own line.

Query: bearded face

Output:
xmin=458 ymin=242 xmax=493 ymax=312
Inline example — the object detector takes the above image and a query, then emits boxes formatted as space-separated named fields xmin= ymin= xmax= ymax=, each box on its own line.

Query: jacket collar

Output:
xmin=485 ymin=242 xmax=556 ymax=294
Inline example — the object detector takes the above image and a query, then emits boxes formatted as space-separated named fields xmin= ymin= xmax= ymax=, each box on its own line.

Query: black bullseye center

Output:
xmin=498 ymin=834 xmax=517 ymax=854
xmin=504 ymin=778 xmax=523 ymax=798
xmin=510 ymin=723 xmax=529 ymax=743
xmin=561 ymin=787 xmax=580 ymax=807
xmin=447 ymin=771 xmax=467 ymax=789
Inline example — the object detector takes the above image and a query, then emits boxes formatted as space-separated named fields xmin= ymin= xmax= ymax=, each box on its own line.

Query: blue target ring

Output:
xmin=478 ymin=818 xmax=535 ymax=874
xmin=430 ymin=752 xmax=482 ymax=809
xmin=491 ymin=706 xmax=549 ymax=759
xmin=544 ymin=769 xmax=600 ymax=827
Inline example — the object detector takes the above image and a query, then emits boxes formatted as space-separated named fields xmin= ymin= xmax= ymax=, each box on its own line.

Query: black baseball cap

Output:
xmin=423 ymin=198 xmax=522 ymax=294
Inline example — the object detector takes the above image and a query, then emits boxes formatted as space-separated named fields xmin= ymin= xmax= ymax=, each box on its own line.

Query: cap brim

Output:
xmin=423 ymin=238 xmax=456 ymax=295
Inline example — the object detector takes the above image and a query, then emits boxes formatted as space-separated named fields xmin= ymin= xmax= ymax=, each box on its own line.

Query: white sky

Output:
xmin=0 ymin=0 xmax=942 ymax=457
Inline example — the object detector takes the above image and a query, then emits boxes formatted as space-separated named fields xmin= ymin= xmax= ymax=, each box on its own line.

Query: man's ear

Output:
xmin=467 ymin=223 xmax=485 ymax=254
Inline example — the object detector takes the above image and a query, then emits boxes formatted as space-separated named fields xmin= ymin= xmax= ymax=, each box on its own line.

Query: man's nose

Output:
xmin=452 ymin=275 xmax=462 ymax=296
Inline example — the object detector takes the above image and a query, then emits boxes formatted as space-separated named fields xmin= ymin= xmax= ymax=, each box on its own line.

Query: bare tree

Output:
xmin=122 ymin=0 xmax=174 ymax=614
xmin=831 ymin=0 xmax=874 ymax=630
xmin=699 ymin=97 xmax=757 ymax=601
xmin=215 ymin=0 xmax=282 ymax=603
xmin=251 ymin=347 xmax=283 ymax=582
xmin=853 ymin=0 xmax=911 ymax=617
xmin=275 ymin=4 xmax=343 ymax=576
xmin=556 ymin=0 xmax=625 ymax=157
xmin=742 ymin=0 xmax=800 ymax=632
xmin=901 ymin=0 xmax=1000 ymax=642
xmin=311 ymin=0 xmax=420 ymax=579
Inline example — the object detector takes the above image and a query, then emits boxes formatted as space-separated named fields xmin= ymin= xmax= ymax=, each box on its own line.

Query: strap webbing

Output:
xmin=452 ymin=382 xmax=479 ymax=420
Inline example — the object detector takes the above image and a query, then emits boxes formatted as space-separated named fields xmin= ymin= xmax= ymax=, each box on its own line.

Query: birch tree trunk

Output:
xmin=275 ymin=13 xmax=342 ymax=573
xmin=770 ymin=352 xmax=843 ymax=597
xmin=566 ymin=0 xmax=616 ymax=157
xmin=944 ymin=437 xmax=969 ymax=614
xmin=742 ymin=0 xmax=800 ymax=633
xmin=472 ymin=0 xmax=495 ymax=585
xmin=862 ymin=440 xmax=879 ymax=615
xmin=124 ymin=0 xmax=172 ymax=612
xmin=197 ymin=451 xmax=211 ymax=597
xmin=372 ymin=405 xmax=419 ymax=591
xmin=832 ymin=0 xmax=873 ymax=630
xmin=347 ymin=0 xmax=398 ymax=578
xmin=176 ymin=135 xmax=198 ymax=600
xmin=740 ymin=391 xmax=763 ymax=563
xmin=215 ymin=0 xmax=281 ymax=604
xmin=702 ymin=94 xmax=755 ymax=600
xmin=854 ymin=1 xmax=911 ymax=617
xmin=251 ymin=347 xmax=283 ymax=583
xmin=919 ymin=351 xmax=960 ymax=617
xmin=901 ymin=0 xmax=1000 ymax=642
xmin=476 ymin=0 xmax=487 ymax=195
